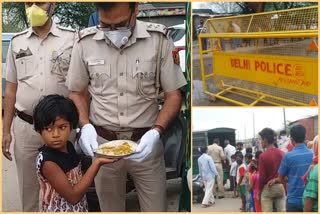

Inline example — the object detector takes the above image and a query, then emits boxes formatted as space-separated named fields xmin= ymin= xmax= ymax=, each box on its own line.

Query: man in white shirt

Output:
xmin=224 ymin=140 xmax=236 ymax=165
xmin=277 ymin=130 xmax=290 ymax=153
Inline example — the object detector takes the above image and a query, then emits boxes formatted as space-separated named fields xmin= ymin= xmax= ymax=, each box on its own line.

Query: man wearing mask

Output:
xmin=223 ymin=139 xmax=236 ymax=166
xmin=236 ymin=142 xmax=246 ymax=157
xmin=67 ymin=2 xmax=186 ymax=212
xmin=2 ymin=2 xmax=75 ymax=211
xmin=277 ymin=130 xmax=290 ymax=153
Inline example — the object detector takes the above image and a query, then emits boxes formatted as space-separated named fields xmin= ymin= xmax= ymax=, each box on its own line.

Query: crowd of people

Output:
xmin=197 ymin=124 xmax=318 ymax=212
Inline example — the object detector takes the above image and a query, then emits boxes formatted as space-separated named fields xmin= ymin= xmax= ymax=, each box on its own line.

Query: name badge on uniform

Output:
xmin=88 ymin=59 xmax=105 ymax=66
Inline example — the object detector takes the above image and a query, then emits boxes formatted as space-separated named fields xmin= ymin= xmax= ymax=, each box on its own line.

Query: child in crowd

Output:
xmin=236 ymin=154 xmax=246 ymax=211
xmin=244 ymin=153 xmax=254 ymax=212
xmin=229 ymin=154 xmax=238 ymax=198
xmin=33 ymin=95 xmax=117 ymax=212
xmin=249 ymin=159 xmax=261 ymax=212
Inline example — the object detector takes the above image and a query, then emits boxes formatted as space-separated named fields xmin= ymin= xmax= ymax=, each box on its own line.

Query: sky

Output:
xmin=192 ymin=107 xmax=318 ymax=140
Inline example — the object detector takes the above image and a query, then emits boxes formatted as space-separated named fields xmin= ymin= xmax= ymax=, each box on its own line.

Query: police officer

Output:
xmin=2 ymin=2 xmax=76 ymax=211
xmin=207 ymin=138 xmax=225 ymax=198
xmin=67 ymin=2 xmax=186 ymax=212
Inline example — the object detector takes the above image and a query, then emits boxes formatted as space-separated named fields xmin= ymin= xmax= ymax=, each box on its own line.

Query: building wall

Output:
xmin=292 ymin=118 xmax=315 ymax=141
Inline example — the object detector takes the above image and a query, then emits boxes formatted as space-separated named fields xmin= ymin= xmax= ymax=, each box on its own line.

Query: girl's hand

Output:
xmin=95 ymin=158 xmax=119 ymax=166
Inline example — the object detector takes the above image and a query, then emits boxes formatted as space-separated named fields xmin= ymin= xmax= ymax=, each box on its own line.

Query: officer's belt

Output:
xmin=93 ymin=124 xmax=150 ymax=142
xmin=15 ymin=109 xmax=33 ymax=125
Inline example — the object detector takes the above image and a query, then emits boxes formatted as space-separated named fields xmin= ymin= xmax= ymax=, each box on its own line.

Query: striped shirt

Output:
xmin=278 ymin=144 xmax=313 ymax=205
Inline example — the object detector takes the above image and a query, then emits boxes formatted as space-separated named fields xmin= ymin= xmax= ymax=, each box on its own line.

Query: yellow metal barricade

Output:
xmin=198 ymin=6 xmax=318 ymax=106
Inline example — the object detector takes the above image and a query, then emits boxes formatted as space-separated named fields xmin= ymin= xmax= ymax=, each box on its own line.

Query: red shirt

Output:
xmin=287 ymin=142 xmax=294 ymax=152
xmin=258 ymin=148 xmax=284 ymax=192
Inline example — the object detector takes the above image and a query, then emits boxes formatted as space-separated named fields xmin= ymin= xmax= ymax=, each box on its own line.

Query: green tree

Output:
xmin=2 ymin=2 xmax=96 ymax=32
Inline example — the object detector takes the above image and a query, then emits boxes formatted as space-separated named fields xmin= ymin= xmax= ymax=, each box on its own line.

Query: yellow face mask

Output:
xmin=25 ymin=4 xmax=49 ymax=27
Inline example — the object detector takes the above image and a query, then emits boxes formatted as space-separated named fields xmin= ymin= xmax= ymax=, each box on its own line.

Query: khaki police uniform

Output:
xmin=5 ymin=22 xmax=76 ymax=211
xmin=207 ymin=143 xmax=225 ymax=197
xmin=67 ymin=20 xmax=187 ymax=211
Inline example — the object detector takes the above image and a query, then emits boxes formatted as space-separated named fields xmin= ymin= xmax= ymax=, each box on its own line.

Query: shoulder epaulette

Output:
xmin=11 ymin=29 xmax=28 ymax=39
xmin=145 ymin=22 xmax=169 ymax=39
xmin=77 ymin=27 xmax=98 ymax=42
xmin=57 ymin=25 xmax=76 ymax=32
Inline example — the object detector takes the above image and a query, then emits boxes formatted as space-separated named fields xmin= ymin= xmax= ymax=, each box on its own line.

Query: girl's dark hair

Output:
xmin=33 ymin=94 xmax=79 ymax=133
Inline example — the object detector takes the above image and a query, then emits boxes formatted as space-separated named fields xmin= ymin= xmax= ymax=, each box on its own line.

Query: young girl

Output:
xmin=33 ymin=94 xmax=117 ymax=212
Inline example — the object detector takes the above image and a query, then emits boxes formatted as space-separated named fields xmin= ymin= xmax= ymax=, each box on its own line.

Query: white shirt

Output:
xmin=230 ymin=161 xmax=237 ymax=176
xmin=224 ymin=144 xmax=236 ymax=163
xmin=241 ymin=148 xmax=246 ymax=157
xmin=278 ymin=136 xmax=289 ymax=153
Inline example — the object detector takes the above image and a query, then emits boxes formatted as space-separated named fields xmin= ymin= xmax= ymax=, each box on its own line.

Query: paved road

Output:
xmin=192 ymin=190 xmax=242 ymax=212
xmin=2 ymin=152 xmax=182 ymax=212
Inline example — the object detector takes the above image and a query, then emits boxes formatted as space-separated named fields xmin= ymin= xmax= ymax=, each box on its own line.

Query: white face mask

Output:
xmin=280 ymin=136 xmax=287 ymax=140
xmin=104 ymin=29 xmax=132 ymax=49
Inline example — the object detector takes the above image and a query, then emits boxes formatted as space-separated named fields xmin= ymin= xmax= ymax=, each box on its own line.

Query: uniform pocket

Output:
xmin=51 ymin=49 xmax=72 ymax=83
xmin=132 ymin=60 xmax=157 ymax=98
xmin=89 ymin=62 xmax=111 ymax=95
xmin=15 ymin=55 xmax=34 ymax=81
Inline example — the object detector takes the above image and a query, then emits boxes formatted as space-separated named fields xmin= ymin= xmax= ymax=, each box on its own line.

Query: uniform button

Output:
xmin=96 ymin=73 xmax=99 ymax=77
xmin=40 ymin=43 xmax=44 ymax=46
xmin=21 ymin=61 xmax=24 ymax=64
xmin=120 ymin=51 xmax=123 ymax=55
xmin=40 ymin=57 xmax=43 ymax=60
xmin=120 ymin=92 xmax=124 ymax=96
xmin=40 ymin=89 xmax=43 ymax=92
xmin=40 ymin=72 xmax=43 ymax=75
xmin=120 ymin=112 xmax=124 ymax=116
xmin=119 ymin=73 xmax=124 ymax=76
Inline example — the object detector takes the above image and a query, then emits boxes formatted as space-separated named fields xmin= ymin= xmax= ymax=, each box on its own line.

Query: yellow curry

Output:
xmin=97 ymin=142 xmax=133 ymax=155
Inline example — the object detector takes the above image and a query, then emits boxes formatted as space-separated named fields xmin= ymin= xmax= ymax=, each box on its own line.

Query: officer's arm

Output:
xmin=154 ymin=89 xmax=182 ymax=133
xmin=67 ymin=38 xmax=90 ymax=127
xmin=2 ymin=41 xmax=18 ymax=160
xmin=3 ymin=82 xmax=17 ymax=135
xmin=70 ymin=90 xmax=89 ymax=127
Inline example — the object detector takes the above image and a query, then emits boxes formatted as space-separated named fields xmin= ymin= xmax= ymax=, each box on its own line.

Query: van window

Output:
xmin=2 ymin=41 xmax=10 ymax=63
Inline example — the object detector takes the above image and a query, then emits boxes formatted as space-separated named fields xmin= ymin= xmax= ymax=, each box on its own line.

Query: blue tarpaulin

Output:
xmin=88 ymin=12 xmax=99 ymax=27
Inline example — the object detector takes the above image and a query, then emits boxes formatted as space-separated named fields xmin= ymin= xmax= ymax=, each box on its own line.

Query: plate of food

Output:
xmin=95 ymin=140 xmax=138 ymax=158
